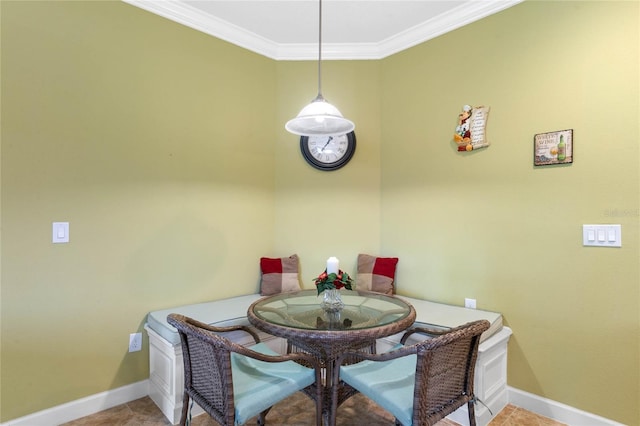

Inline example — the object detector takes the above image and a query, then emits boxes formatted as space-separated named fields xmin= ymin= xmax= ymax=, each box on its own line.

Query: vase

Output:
xmin=321 ymin=289 xmax=344 ymax=312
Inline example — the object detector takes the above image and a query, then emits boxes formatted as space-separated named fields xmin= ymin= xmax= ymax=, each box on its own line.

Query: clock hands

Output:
xmin=320 ymin=136 xmax=333 ymax=152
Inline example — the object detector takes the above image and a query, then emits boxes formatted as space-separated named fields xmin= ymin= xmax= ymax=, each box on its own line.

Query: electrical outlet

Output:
xmin=464 ymin=298 xmax=476 ymax=309
xmin=129 ymin=332 xmax=142 ymax=352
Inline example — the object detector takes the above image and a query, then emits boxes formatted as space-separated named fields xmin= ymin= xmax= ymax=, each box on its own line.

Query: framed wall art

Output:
xmin=534 ymin=129 xmax=573 ymax=166
xmin=453 ymin=105 xmax=490 ymax=152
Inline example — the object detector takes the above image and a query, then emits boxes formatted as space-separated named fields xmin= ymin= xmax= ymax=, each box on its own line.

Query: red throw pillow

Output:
xmin=260 ymin=254 xmax=301 ymax=296
xmin=356 ymin=254 xmax=399 ymax=295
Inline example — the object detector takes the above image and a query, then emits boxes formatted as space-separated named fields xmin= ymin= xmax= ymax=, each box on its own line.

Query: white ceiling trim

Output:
xmin=123 ymin=0 xmax=523 ymax=61
xmin=376 ymin=0 xmax=523 ymax=59
xmin=123 ymin=0 xmax=282 ymax=57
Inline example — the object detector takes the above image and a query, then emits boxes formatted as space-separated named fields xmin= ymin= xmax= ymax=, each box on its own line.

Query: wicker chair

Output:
xmin=167 ymin=313 xmax=323 ymax=426
xmin=330 ymin=319 xmax=490 ymax=426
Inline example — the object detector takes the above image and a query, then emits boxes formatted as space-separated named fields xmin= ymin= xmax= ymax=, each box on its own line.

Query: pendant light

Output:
xmin=285 ymin=0 xmax=355 ymax=137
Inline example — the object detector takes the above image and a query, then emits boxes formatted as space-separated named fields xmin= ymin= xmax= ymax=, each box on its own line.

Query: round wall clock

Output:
xmin=299 ymin=131 xmax=356 ymax=171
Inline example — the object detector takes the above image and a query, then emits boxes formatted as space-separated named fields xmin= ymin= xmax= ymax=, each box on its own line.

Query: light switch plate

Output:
xmin=583 ymin=224 xmax=621 ymax=247
xmin=52 ymin=222 xmax=69 ymax=243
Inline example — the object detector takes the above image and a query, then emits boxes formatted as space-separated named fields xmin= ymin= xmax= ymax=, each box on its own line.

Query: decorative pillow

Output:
xmin=260 ymin=254 xmax=302 ymax=296
xmin=356 ymin=254 xmax=399 ymax=295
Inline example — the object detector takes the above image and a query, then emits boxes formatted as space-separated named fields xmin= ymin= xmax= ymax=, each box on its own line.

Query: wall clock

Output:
xmin=299 ymin=131 xmax=356 ymax=171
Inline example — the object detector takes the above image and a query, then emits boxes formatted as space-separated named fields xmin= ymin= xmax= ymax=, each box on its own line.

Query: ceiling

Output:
xmin=123 ymin=0 xmax=523 ymax=60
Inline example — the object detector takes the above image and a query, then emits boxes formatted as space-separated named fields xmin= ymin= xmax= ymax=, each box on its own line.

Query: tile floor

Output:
xmin=62 ymin=393 xmax=567 ymax=426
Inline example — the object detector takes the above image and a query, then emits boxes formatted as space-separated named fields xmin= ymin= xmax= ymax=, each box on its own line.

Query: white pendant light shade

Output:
xmin=285 ymin=95 xmax=355 ymax=137
xmin=285 ymin=0 xmax=355 ymax=137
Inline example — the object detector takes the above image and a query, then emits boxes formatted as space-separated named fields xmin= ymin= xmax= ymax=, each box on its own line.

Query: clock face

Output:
xmin=300 ymin=131 xmax=356 ymax=171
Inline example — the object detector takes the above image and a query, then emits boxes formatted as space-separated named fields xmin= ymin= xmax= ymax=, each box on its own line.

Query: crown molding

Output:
xmin=376 ymin=0 xmax=523 ymax=59
xmin=123 ymin=0 xmax=282 ymax=58
xmin=123 ymin=0 xmax=523 ymax=61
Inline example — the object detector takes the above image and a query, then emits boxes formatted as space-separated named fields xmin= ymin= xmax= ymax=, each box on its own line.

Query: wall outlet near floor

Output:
xmin=464 ymin=298 xmax=477 ymax=309
xmin=129 ymin=332 xmax=142 ymax=352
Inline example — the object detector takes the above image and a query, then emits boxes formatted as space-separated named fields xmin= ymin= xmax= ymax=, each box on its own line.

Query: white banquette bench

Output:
xmin=144 ymin=293 xmax=512 ymax=426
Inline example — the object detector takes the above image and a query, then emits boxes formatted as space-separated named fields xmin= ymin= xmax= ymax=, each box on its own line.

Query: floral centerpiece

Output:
xmin=315 ymin=257 xmax=352 ymax=312
xmin=313 ymin=269 xmax=353 ymax=296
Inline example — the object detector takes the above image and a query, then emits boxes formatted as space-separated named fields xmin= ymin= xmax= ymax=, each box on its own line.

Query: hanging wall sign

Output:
xmin=453 ymin=105 xmax=490 ymax=152
xmin=534 ymin=129 xmax=573 ymax=166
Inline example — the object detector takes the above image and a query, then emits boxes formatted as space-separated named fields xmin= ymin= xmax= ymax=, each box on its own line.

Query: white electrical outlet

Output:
xmin=464 ymin=298 xmax=477 ymax=309
xmin=129 ymin=332 xmax=142 ymax=352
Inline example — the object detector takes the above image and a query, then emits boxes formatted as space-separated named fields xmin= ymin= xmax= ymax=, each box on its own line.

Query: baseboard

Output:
xmin=507 ymin=386 xmax=625 ymax=426
xmin=1 ymin=381 xmax=626 ymax=426
xmin=1 ymin=380 xmax=149 ymax=426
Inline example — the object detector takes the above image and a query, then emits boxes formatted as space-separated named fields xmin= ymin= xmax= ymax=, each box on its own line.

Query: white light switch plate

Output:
xmin=52 ymin=222 xmax=69 ymax=243
xmin=583 ymin=224 xmax=621 ymax=247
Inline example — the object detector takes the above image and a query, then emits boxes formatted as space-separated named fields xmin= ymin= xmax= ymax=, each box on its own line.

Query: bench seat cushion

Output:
xmin=398 ymin=296 xmax=503 ymax=342
xmin=146 ymin=294 xmax=263 ymax=346
xmin=147 ymin=293 xmax=503 ymax=346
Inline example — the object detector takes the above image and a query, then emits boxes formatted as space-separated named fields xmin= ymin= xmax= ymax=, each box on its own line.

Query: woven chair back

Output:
xmin=168 ymin=314 xmax=236 ymax=426
xmin=413 ymin=320 xmax=489 ymax=425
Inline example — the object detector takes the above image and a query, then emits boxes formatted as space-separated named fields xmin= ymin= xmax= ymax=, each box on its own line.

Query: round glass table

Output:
xmin=249 ymin=289 xmax=415 ymax=332
xmin=247 ymin=289 xmax=416 ymax=425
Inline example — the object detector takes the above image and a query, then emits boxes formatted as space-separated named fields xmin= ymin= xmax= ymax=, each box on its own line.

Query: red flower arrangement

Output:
xmin=314 ymin=269 xmax=353 ymax=295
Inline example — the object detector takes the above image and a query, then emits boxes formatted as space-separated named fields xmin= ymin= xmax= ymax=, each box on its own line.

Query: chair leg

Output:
xmin=468 ymin=399 xmax=477 ymax=426
xmin=317 ymin=388 xmax=323 ymax=426
xmin=257 ymin=407 xmax=272 ymax=426
xmin=179 ymin=393 xmax=189 ymax=426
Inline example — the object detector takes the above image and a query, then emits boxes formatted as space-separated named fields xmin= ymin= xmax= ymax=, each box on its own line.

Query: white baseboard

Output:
xmin=1 ymin=380 xmax=149 ymax=426
xmin=1 ymin=381 xmax=626 ymax=426
xmin=507 ymin=386 xmax=625 ymax=426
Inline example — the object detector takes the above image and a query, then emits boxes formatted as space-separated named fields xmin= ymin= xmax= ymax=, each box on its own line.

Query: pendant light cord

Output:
xmin=317 ymin=0 xmax=323 ymax=98
xmin=284 ymin=0 xmax=354 ymax=136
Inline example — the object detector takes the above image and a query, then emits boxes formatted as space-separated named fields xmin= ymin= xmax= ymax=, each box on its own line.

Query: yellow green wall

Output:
xmin=273 ymin=59 xmax=383 ymax=274
xmin=1 ymin=1 xmax=277 ymax=419
xmin=378 ymin=1 xmax=639 ymax=424
xmin=1 ymin=1 xmax=638 ymax=425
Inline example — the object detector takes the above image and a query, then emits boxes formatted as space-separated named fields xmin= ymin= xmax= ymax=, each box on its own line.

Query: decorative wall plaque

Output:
xmin=453 ymin=105 xmax=490 ymax=152
xmin=534 ymin=129 xmax=573 ymax=166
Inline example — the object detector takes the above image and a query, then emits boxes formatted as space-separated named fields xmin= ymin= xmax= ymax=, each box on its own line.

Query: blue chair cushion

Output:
xmin=339 ymin=345 xmax=416 ymax=426
xmin=231 ymin=343 xmax=315 ymax=425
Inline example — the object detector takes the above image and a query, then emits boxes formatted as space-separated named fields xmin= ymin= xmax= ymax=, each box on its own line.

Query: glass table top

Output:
xmin=250 ymin=289 xmax=414 ymax=331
